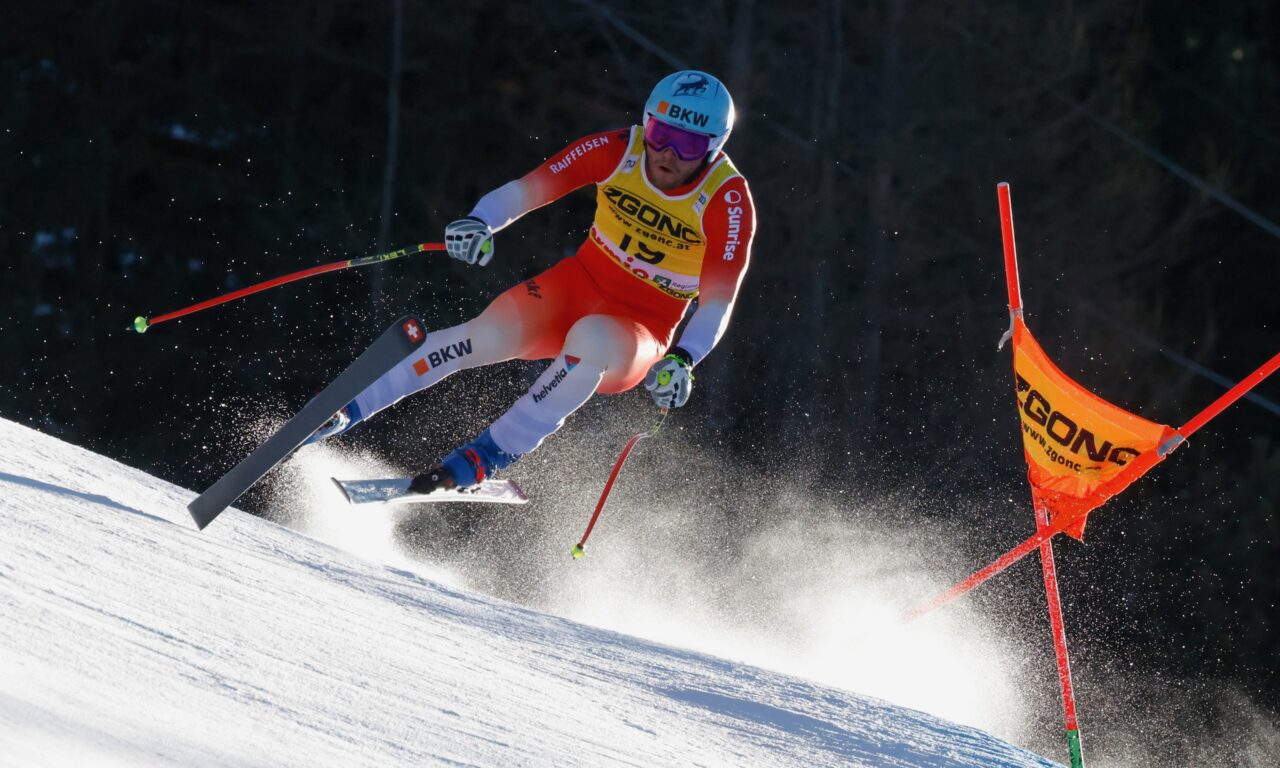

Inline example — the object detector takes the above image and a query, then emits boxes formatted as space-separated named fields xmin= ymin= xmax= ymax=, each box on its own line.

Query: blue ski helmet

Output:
xmin=643 ymin=70 xmax=735 ymax=160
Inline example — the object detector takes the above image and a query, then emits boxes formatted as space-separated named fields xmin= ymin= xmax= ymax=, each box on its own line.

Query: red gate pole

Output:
xmin=999 ymin=182 xmax=1086 ymax=768
xmin=1035 ymin=499 xmax=1086 ymax=767
xmin=1165 ymin=350 xmax=1280 ymax=447
xmin=996 ymin=182 xmax=1023 ymax=351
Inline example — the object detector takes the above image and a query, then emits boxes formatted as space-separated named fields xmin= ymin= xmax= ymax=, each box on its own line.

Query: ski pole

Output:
xmin=571 ymin=408 xmax=669 ymax=559
xmin=128 ymin=241 xmax=445 ymax=333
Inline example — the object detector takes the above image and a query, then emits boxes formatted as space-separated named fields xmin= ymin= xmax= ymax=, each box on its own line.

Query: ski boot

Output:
xmin=409 ymin=428 xmax=520 ymax=492
xmin=407 ymin=464 xmax=457 ymax=495
xmin=304 ymin=401 xmax=362 ymax=445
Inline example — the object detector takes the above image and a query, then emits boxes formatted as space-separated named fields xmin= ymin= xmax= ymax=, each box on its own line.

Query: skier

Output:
xmin=308 ymin=70 xmax=757 ymax=494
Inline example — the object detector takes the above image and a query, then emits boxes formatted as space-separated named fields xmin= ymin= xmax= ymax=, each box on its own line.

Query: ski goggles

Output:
xmin=643 ymin=117 xmax=713 ymax=161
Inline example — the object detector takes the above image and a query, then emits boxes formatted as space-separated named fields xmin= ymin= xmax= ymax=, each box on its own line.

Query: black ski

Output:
xmin=187 ymin=315 xmax=429 ymax=530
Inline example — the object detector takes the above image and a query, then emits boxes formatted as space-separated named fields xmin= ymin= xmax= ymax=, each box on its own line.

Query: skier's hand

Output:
xmin=644 ymin=352 xmax=694 ymax=409
xmin=445 ymin=216 xmax=495 ymax=266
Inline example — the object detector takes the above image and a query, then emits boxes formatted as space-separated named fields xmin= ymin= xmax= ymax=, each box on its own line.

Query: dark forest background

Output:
xmin=3 ymin=0 xmax=1277 ymax=761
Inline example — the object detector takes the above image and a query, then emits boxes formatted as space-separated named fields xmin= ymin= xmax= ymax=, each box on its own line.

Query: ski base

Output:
xmin=333 ymin=477 xmax=529 ymax=506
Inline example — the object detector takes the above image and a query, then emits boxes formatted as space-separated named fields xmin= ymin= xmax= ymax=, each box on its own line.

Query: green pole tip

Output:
xmin=1066 ymin=729 xmax=1084 ymax=768
xmin=132 ymin=316 xmax=149 ymax=334
xmin=571 ymin=544 xmax=585 ymax=559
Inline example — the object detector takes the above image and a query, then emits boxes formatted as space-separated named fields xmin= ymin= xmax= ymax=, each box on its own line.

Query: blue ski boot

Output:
xmin=304 ymin=401 xmax=363 ymax=445
xmin=409 ymin=428 xmax=521 ymax=493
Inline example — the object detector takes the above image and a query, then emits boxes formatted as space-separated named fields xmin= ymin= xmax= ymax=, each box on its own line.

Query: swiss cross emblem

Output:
xmin=402 ymin=319 xmax=422 ymax=341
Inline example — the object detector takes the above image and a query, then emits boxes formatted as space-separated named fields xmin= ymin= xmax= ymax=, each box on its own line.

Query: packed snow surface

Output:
xmin=0 ymin=418 xmax=1059 ymax=767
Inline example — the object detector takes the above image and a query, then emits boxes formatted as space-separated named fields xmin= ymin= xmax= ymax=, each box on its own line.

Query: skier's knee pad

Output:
xmin=564 ymin=314 xmax=637 ymax=370
xmin=565 ymin=314 xmax=663 ymax=393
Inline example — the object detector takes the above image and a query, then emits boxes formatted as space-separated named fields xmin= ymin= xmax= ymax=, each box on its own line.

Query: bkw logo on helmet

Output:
xmin=655 ymin=101 xmax=710 ymax=129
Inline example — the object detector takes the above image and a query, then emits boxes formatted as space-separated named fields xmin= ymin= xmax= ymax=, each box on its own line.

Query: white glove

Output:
xmin=445 ymin=216 xmax=495 ymax=266
xmin=644 ymin=352 xmax=694 ymax=409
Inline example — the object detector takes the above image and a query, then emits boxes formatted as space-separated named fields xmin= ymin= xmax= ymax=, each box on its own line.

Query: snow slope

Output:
xmin=0 ymin=418 xmax=1060 ymax=767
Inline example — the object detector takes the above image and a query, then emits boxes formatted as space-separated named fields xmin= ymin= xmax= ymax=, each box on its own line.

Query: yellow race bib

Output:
xmin=590 ymin=126 xmax=740 ymax=300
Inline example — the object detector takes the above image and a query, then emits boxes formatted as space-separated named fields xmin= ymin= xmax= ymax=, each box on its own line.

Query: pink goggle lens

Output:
xmin=644 ymin=118 xmax=712 ymax=161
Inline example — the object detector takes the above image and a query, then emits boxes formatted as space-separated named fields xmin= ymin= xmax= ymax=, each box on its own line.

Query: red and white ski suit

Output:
xmin=352 ymin=126 xmax=756 ymax=457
